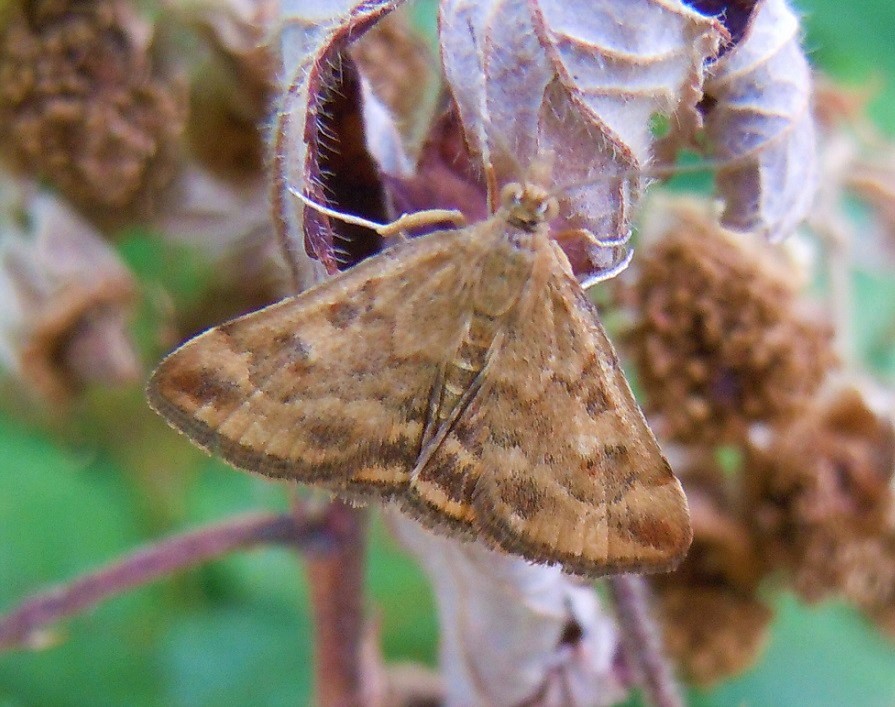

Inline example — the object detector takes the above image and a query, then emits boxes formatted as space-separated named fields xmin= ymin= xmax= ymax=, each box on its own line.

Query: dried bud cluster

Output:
xmin=0 ymin=0 xmax=186 ymax=219
xmin=181 ymin=0 xmax=276 ymax=181
xmin=624 ymin=201 xmax=837 ymax=444
xmin=746 ymin=388 xmax=895 ymax=625
xmin=653 ymin=460 xmax=771 ymax=685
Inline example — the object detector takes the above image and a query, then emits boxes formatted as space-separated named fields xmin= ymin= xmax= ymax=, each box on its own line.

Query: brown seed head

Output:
xmin=745 ymin=387 xmax=895 ymax=606
xmin=622 ymin=199 xmax=837 ymax=444
xmin=0 ymin=0 xmax=187 ymax=221
xmin=652 ymin=459 xmax=772 ymax=686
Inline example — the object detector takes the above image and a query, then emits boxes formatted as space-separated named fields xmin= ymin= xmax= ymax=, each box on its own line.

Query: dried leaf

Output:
xmin=273 ymin=0 xmax=405 ymax=289
xmin=439 ymin=0 xmax=724 ymax=279
xmin=703 ymin=0 xmax=817 ymax=241
xmin=175 ymin=0 xmax=279 ymax=180
xmin=153 ymin=164 xmax=280 ymax=263
xmin=349 ymin=10 xmax=440 ymax=152
xmin=388 ymin=512 xmax=628 ymax=707
xmin=150 ymin=164 xmax=292 ymax=340
xmin=0 ymin=179 xmax=138 ymax=401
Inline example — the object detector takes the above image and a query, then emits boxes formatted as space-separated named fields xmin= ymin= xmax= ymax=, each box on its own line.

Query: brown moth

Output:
xmin=147 ymin=181 xmax=692 ymax=577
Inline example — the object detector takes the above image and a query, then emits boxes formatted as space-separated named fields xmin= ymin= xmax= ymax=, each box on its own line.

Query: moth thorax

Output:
xmin=500 ymin=182 xmax=559 ymax=232
xmin=474 ymin=244 xmax=534 ymax=317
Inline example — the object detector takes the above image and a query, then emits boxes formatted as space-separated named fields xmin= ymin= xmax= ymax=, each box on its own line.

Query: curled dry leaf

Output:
xmin=0 ymin=180 xmax=138 ymax=401
xmin=702 ymin=0 xmax=817 ymax=242
xmin=349 ymin=9 xmax=440 ymax=153
xmin=151 ymin=164 xmax=292 ymax=337
xmin=441 ymin=0 xmax=722 ymax=265
xmin=274 ymin=0 xmax=404 ymax=289
xmin=153 ymin=166 xmax=274 ymax=259
xmin=388 ymin=511 xmax=628 ymax=707
xmin=274 ymin=0 xmax=726 ymax=286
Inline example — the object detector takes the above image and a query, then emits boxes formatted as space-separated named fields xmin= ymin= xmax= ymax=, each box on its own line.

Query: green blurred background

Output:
xmin=2 ymin=0 xmax=895 ymax=705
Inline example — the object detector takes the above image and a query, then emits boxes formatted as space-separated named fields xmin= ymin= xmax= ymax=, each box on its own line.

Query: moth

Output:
xmin=147 ymin=180 xmax=692 ymax=577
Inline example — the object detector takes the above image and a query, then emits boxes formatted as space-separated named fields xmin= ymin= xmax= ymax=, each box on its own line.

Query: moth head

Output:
xmin=500 ymin=182 xmax=559 ymax=232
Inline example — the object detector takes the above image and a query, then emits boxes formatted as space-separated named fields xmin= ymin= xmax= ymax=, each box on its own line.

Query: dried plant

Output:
xmin=0 ymin=0 xmax=187 ymax=223
xmin=0 ymin=180 xmax=139 ymax=401
xmin=621 ymin=199 xmax=837 ymax=445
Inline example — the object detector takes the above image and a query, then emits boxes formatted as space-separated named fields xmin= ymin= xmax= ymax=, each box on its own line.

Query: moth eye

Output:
xmin=500 ymin=182 xmax=527 ymax=209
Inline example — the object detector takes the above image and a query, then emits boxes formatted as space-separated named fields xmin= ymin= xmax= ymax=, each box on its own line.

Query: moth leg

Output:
xmin=410 ymin=366 xmax=486 ymax=482
xmin=551 ymin=228 xmax=634 ymax=287
xmin=410 ymin=330 xmax=505 ymax=480
xmin=420 ymin=365 xmax=447 ymax=453
xmin=552 ymin=226 xmax=630 ymax=248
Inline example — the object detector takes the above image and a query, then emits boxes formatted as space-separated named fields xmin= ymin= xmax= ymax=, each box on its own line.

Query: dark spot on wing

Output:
xmin=271 ymin=332 xmax=311 ymax=362
xmin=585 ymin=386 xmax=610 ymax=415
xmin=303 ymin=419 xmax=357 ymax=448
xmin=419 ymin=451 xmax=476 ymax=503
xmin=488 ymin=427 xmax=524 ymax=449
xmin=326 ymin=300 xmax=360 ymax=328
xmin=167 ymin=368 xmax=241 ymax=407
xmin=627 ymin=514 xmax=678 ymax=550
xmin=500 ymin=475 xmax=544 ymax=520
xmin=355 ymin=440 xmax=415 ymax=468
xmin=603 ymin=444 xmax=629 ymax=462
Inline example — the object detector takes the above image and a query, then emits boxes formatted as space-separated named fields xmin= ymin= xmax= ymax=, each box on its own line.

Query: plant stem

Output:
xmin=0 ymin=511 xmax=327 ymax=651
xmin=607 ymin=574 xmax=683 ymax=707
xmin=304 ymin=500 xmax=370 ymax=707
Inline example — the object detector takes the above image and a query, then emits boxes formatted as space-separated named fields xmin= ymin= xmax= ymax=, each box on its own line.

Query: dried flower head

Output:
xmin=180 ymin=0 xmax=277 ymax=181
xmin=622 ymin=199 xmax=837 ymax=444
xmin=812 ymin=75 xmax=877 ymax=132
xmin=658 ymin=585 xmax=771 ymax=687
xmin=0 ymin=0 xmax=186 ymax=220
xmin=745 ymin=387 xmax=895 ymax=605
xmin=653 ymin=459 xmax=771 ymax=686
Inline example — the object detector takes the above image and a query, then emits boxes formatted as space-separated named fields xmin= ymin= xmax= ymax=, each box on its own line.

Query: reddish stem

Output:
xmin=304 ymin=500 xmax=369 ymax=707
xmin=607 ymin=574 xmax=683 ymax=707
xmin=0 ymin=511 xmax=328 ymax=651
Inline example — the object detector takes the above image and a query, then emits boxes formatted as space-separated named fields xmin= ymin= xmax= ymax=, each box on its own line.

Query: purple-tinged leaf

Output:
xmin=704 ymin=0 xmax=817 ymax=241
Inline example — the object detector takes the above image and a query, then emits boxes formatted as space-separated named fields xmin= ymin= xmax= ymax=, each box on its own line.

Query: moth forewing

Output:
xmin=147 ymin=182 xmax=692 ymax=578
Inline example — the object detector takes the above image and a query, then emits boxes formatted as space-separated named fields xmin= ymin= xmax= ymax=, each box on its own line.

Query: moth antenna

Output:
xmin=290 ymin=186 xmax=466 ymax=237
xmin=290 ymin=186 xmax=391 ymax=232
